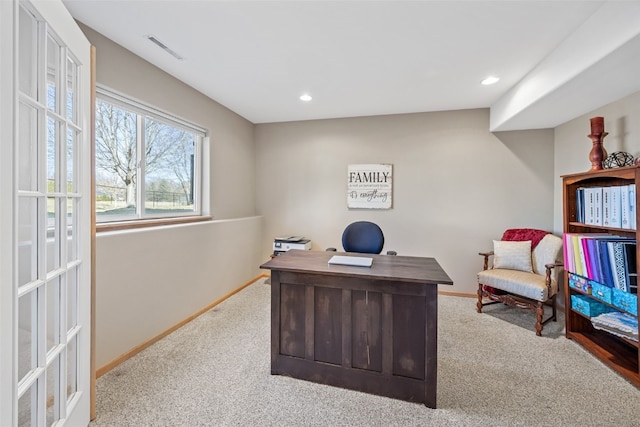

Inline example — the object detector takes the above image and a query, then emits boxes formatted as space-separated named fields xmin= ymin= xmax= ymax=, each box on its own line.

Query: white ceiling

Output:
xmin=62 ymin=0 xmax=640 ymax=130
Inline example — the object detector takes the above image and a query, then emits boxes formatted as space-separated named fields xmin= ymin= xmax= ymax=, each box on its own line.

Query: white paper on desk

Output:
xmin=328 ymin=255 xmax=373 ymax=267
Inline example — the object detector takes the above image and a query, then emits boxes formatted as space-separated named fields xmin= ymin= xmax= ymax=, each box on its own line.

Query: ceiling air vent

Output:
xmin=146 ymin=35 xmax=184 ymax=61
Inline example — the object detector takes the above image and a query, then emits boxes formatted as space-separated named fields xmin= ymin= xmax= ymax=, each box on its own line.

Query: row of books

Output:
xmin=575 ymin=184 xmax=636 ymax=229
xmin=563 ymin=233 xmax=637 ymax=292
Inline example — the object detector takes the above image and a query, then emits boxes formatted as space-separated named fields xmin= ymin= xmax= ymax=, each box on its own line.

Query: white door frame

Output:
xmin=1 ymin=0 xmax=92 ymax=425
xmin=0 ymin=0 xmax=19 ymax=424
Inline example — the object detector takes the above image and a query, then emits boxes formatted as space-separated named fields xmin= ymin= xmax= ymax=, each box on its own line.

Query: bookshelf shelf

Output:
xmin=566 ymin=330 xmax=639 ymax=376
xmin=568 ymin=222 xmax=635 ymax=234
xmin=562 ymin=165 xmax=640 ymax=387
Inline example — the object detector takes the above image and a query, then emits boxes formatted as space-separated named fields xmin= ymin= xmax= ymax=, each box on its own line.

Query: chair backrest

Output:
xmin=532 ymin=234 xmax=563 ymax=276
xmin=342 ymin=221 xmax=384 ymax=254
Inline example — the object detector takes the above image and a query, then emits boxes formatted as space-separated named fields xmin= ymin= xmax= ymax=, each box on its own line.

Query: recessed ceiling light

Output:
xmin=481 ymin=76 xmax=499 ymax=85
xmin=299 ymin=94 xmax=312 ymax=102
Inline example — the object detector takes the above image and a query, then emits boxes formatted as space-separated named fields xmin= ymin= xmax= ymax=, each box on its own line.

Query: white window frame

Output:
xmin=94 ymin=85 xmax=207 ymax=225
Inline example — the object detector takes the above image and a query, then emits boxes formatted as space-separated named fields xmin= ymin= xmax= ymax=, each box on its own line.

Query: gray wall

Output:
xmin=80 ymin=24 xmax=263 ymax=369
xmin=82 ymin=15 xmax=640 ymax=369
xmin=82 ymin=23 xmax=256 ymax=219
xmin=95 ymin=217 xmax=262 ymax=368
xmin=255 ymin=109 xmax=555 ymax=294
xmin=554 ymin=91 xmax=640 ymax=233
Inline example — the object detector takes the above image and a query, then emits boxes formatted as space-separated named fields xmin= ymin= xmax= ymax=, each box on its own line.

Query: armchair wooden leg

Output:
xmin=535 ymin=301 xmax=544 ymax=336
xmin=476 ymin=284 xmax=484 ymax=313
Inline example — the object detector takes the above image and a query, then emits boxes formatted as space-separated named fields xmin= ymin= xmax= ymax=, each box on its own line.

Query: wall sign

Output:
xmin=347 ymin=164 xmax=393 ymax=209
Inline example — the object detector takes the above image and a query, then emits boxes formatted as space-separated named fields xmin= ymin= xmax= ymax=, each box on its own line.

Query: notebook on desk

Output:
xmin=328 ymin=255 xmax=373 ymax=268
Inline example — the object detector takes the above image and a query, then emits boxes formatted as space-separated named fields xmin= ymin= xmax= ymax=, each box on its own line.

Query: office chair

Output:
xmin=327 ymin=221 xmax=397 ymax=255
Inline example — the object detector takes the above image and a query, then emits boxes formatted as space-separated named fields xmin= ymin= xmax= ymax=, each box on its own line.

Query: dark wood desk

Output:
xmin=260 ymin=250 xmax=453 ymax=408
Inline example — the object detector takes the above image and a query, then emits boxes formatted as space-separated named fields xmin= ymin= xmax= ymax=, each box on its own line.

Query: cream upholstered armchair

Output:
xmin=476 ymin=229 xmax=564 ymax=336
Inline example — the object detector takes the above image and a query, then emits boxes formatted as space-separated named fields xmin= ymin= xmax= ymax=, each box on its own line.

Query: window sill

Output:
xmin=96 ymin=216 xmax=213 ymax=233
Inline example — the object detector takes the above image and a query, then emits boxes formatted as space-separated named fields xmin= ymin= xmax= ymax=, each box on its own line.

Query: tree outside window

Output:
xmin=95 ymin=92 xmax=203 ymax=222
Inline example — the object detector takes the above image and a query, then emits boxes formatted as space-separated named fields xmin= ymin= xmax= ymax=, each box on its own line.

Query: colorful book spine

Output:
xmin=598 ymin=239 xmax=614 ymax=287
xmin=566 ymin=234 xmax=636 ymax=292
xmin=573 ymin=235 xmax=585 ymax=276
xmin=588 ymin=238 xmax=603 ymax=283
xmin=563 ymin=233 xmax=575 ymax=274
xmin=622 ymin=242 xmax=637 ymax=291
xmin=610 ymin=241 xmax=627 ymax=291
xmin=580 ymin=237 xmax=592 ymax=279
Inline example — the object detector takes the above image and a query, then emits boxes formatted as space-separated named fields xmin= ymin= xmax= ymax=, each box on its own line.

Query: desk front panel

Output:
xmin=271 ymin=269 xmax=436 ymax=406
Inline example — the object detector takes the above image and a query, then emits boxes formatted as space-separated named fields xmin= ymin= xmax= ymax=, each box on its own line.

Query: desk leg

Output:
xmin=270 ymin=271 xmax=281 ymax=373
xmin=424 ymin=285 xmax=438 ymax=408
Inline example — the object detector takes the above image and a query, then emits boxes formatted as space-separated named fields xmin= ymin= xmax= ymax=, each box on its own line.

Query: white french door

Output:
xmin=1 ymin=0 xmax=92 ymax=426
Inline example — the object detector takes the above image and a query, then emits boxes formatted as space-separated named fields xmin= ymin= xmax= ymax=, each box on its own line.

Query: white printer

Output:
xmin=273 ymin=236 xmax=312 ymax=255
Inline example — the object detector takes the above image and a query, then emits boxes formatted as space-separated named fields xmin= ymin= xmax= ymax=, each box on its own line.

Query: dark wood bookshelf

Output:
xmin=562 ymin=165 xmax=640 ymax=388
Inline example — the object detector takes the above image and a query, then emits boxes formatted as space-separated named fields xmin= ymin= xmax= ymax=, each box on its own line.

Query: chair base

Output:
xmin=476 ymin=285 xmax=557 ymax=336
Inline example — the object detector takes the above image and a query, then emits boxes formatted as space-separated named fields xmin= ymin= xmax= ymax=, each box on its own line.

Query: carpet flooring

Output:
xmin=90 ymin=278 xmax=640 ymax=426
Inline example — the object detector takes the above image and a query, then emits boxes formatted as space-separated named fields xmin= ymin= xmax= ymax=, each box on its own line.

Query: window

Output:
xmin=95 ymin=87 xmax=205 ymax=224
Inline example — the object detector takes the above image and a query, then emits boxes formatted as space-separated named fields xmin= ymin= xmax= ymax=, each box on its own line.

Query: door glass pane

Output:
xmin=18 ymin=102 xmax=38 ymax=192
xmin=14 ymin=4 xmax=89 ymax=426
xmin=66 ymin=266 xmax=77 ymax=331
xmin=18 ymin=6 xmax=37 ymax=99
xmin=66 ymin=57 xmax=78 ymax=123
xmin=18 ymin=197 xmax=38 ymax=288
xmin=66 ymin=127 xmax=77 ymax=193
xmin=46 ymin=277 xmax=61 ymax=354
xmin=46 ymin=116 xmax=60 ymax=193
xmin=18 ymin=381 xmax=37 ymax=427
xmin=46 ymin=355 xmax=60 ymax=427
xmin=66 ymin=198 xmax=77 ymax=263
xmin=46 ymin=197 xmax=61 ymax=273
xmin=18 ymin=291 xmax=37 ymax=383
xmin=66 ymin=335 xmax=78 ymax=401
xmin=46 ymin=34 xmax=60 ymax=112
xmin=144 ymin=118 xmax=196 ymax=215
